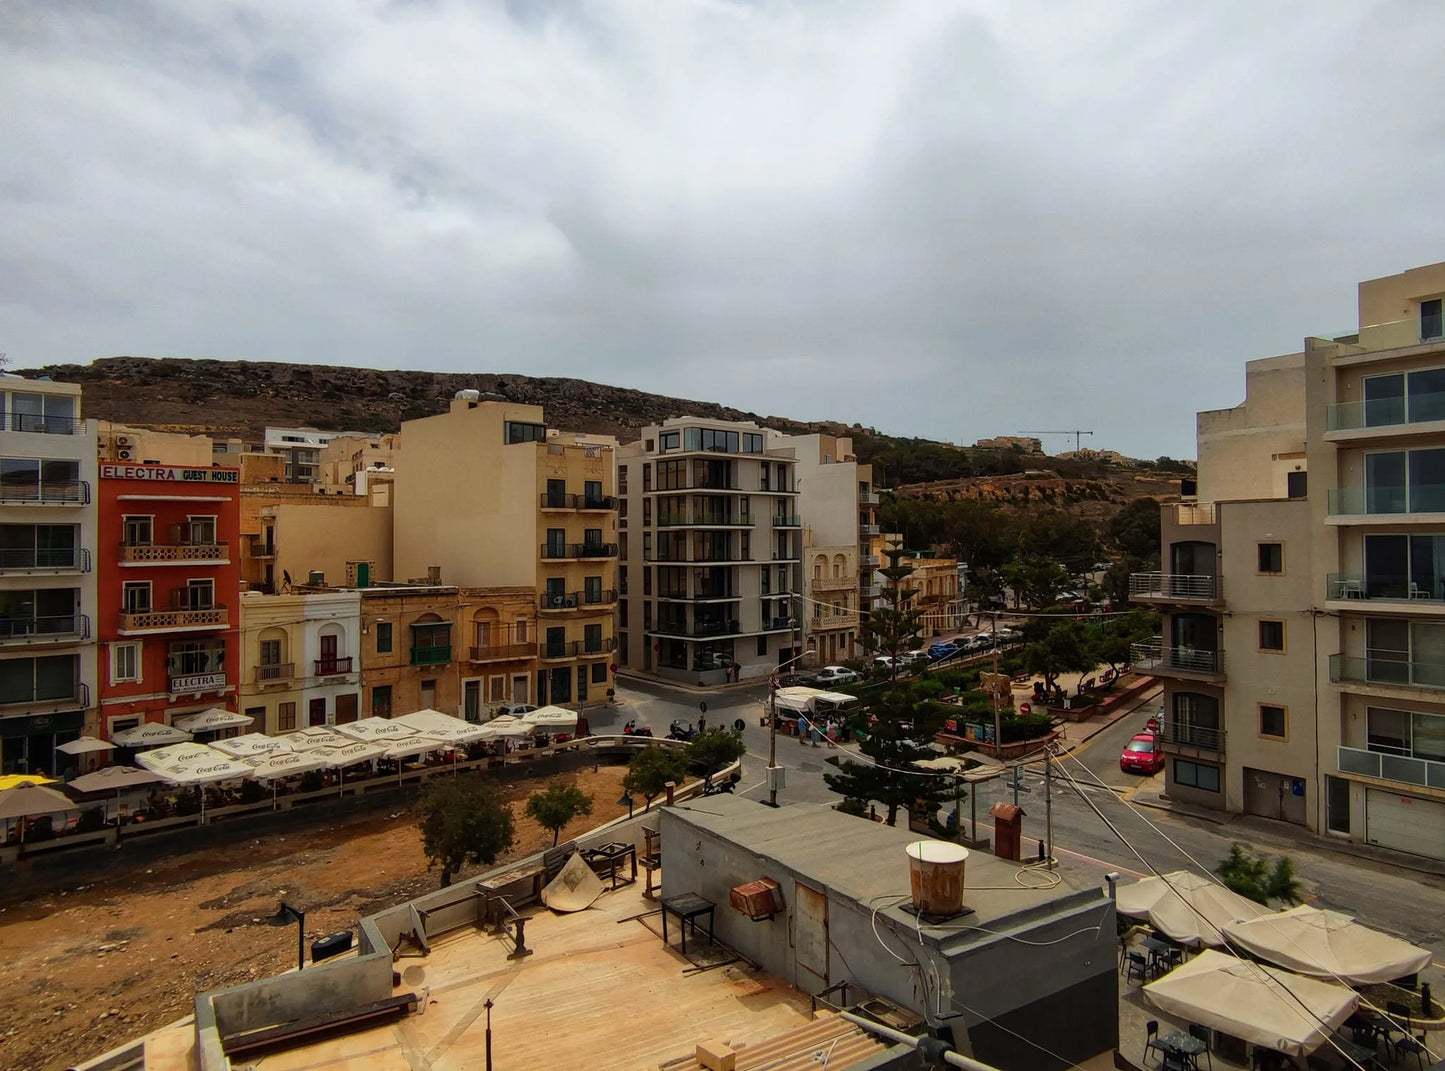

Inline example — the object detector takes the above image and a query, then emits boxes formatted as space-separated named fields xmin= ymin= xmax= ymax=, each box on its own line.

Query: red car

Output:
xmin=1120 ymin=732 xmax=1164 ymax=774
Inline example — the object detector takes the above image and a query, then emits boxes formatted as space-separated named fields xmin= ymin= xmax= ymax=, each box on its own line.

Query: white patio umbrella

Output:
xmin=56 ymin=736 xmax=116 ymax=756
xmin=394 ymin=709 xmax=490 ymax=744
xmin=246 ymin=750 xmax=330 ymax=808
xmin=111 ymin=722 xmax=193 ymax=748
xmin=477 ymin=714 xmax=534 ymax=739
xmin=382 ymin=734 xmax=450 ymax=783
xmin=284 ymin=727 xmax=348 ymax=751
xmin=66 ymin=765 xmax=165 ymax=822
xmin=173 ymin=708 xmax=254 ymax=733
xmin=133 ymin=742 xmax=216 ymax=770
xmin=1116 ymin=870 xmax=1274 ymax=947
xmin=519 ymin=706 xmax=579 ymax=731
xmin=334 ymin=717 xmax=420 ymax=743
xmin=137 ymin=744 xmax=252 ymax=822
xmin=1222 ymin=904 xmax=1433 ymax=985
xmin=212 ymin=733 xmax=294 ymax=759
xmin=309 ymin=740 xmax=385 ymax=795
xmin=1144 ymin=949 xmax=1357 ymax=1059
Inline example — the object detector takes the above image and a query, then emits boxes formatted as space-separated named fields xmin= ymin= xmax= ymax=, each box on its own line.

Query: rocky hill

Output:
xmin=16 ymin=356 xmax=873 ymax=445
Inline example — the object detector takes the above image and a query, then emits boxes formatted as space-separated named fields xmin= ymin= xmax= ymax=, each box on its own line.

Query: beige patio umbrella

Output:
xmin=1144 ymin=949 xmax=1357 ymax=1058
xmin=520 ymin=706 xmax=579 ymax=732
xmin=172 ymin=708 xmax=253 ymax=733
xmin=111 ymin=722 xmax=192 ymax=748
xmin=284 ymin=727 xmax=348 ymax=751
xmin=0 ymin=782 xmax=79 ymax=846
xmin=1116 ymin=870 xmax=1274 ymax=946
xmin=246 ymin=750 xmax=330 ymax=808
xmin=309 ymin=740 xmax=385 ymax=796
xmin=394 ymin=709 xmax=490 ymax=744
xmin=1223 ymin=904 xmax=1433 ymax=985
xmin=212 ymin=733 xmax=294 ymax=759
xmin=56 ymin=736 xmax=115 ymax=756
xmin=334 ymin=717 xmax=420 ymax=743
xmin=67 ymin=765 xmax=166 ymax=822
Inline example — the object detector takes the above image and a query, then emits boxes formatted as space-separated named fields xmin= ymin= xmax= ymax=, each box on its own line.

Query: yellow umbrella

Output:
xmin=0 ymin=773 xmax=56 ymax=791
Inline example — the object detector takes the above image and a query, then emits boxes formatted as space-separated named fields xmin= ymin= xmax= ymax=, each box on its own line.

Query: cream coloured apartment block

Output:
xmin=1135 ymin=259 xmax=1445 ymax=862
xmin=238 ymin=589 xmax=362 ymax=735
xmin=393 ymin=393 xmax=617 ymax=708
xmin=617 ymin=419 xmax=803 ymax=687
xmin=317 ymin=433 xmax=399 ymax=495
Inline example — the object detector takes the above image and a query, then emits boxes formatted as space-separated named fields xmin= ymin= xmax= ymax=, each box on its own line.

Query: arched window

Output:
xmin=832 ymin=553 xmax=846 ymax=578
xmin=813 ymin=554 xmax=827 ymax=579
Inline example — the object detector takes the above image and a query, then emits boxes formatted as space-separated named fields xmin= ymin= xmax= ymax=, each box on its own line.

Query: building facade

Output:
xmin=617 ymin=418 xmax=802 ymax=685
xmin=96 ymin=461 xmax=242 ymax=742
xmin=238 ymin=589 xmax=363 ymax=735
xmin=357 ymin=585 xmax=464 ymax=719
xmin=1135 ymin=260 xmax=1445 ymax=862
xmin=0 ymin=377 xmax=97 ymax=775
xmin=393 ymin=393 xmax=617 ymax=708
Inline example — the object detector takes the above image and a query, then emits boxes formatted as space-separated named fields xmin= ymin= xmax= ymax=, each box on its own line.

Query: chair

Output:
xmin=1161 ymin=1056 xmax=1190 ymax=1071
xmin=1189 ymin=1023 xmax=1213 ymax=1071
xmin=1410 ymin=581 xmax=1429 ymax=600
xmin=1144 ymin=1020 xmax=1162 ymax=1065
xmin=1127 ymin=951 xmax=1151 ymax=985
xmin=1395 ymin=1031 xmax=1428 ymax=1070
xmin=1305 ymin=1056 xmax=1329 ymax=1071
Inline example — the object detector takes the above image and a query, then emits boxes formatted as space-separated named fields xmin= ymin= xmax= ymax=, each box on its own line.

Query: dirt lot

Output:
xmin=0 ymin=765 xmax=632 ymax=1071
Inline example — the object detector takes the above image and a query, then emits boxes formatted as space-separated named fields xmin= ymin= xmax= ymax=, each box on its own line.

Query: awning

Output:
xmin=56 ymin=736 xmax=116 ymax=756
xmin=212 ymin=733 xmax=294 ymax=759
xmin=67 ymin=766 xmax=165 ymax=794
xmin=133 ymin=742 xmax=215 ymax=769
xmin=1144 ymin=949 xmax=1357 ymax=1058
xmin=1222 ymin=904 xmax=1433 ymax=985
xmin=173 ymin=708 xmax=254 ymax=733
xmin=136 ymin=745 xmax=253 ymax=785
xmin=111 ymin=723 xmax=193 ymax=747
xmin=1116 ymin=870 xmax=1274 ymax=947
xmin=519 ymin=706 xmax=578 ymax=730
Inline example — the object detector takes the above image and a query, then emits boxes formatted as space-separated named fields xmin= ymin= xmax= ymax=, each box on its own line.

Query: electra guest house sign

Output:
xmin=100 ymin=464 xmax=240 ymax=483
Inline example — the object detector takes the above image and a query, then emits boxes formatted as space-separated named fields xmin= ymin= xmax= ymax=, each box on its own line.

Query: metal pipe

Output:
xmin=838 ymin=1012 xmax=1005 ymax=1071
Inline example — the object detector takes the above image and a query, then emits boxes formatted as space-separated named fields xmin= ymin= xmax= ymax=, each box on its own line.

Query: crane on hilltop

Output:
xmin=1021 ymin=429 xmax=1095 ymax=453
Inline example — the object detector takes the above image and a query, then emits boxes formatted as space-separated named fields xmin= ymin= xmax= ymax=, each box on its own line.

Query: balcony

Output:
xmin=859 ymin=491 xmax=880 ymax=506
xmin=1129 ymin=572 xmax=1222 ymax=603
xmin=540 ymin=493 xmax=616 ymax=511
xmin=410 ymin=645 xmax=452 ymax=666
xmin=651 ymin=620 xmax=741 ymax=639
xmin=539 ymin=589 xmax=618 ymax=611
xmin=255 ymin=663 xmax=295 ymax=683
xmin=810 ymin=612 xmax=860 ymax=630
xmin=538 ymin=637 xmax=618 ymax=660
xmin=859 ymin=584 xmax=881 ymax=598
xmin=1338 ymin=745 xmax=1445 ymax=791
xmin=540 ymin=542 xmax=618 ymax=560
xmin=119 ymin=606 xmax=229 ymax=633
xmin=643 ymin=551 xmax=751 ymax=564
xmin=1 ymin=413 xmax=85 ymax=435
xmin=469 ymin=642 xmax=538 ymax=662
xmin=315 ymin=657 xmax=354 ymax=677
xmin=1156 ymin=721 xmax=1225 ymax=757
xmin=0 ymin=681 xmax=89 ymax=712
xmin=861 ymin=555 xmax=882 ymax=568
xmin=657 ymin=588 xmax=740 ymax=602
xmin=0 ymin=481 xmax=90 ymax=506
xmin=0 ymin=614 xmax=90 ymax=646
xmin=811 ymin=575 xmax=854 ymax=592
xmin=772 ymin=514 xmax=801 ymax=528
xmin=0 ymin=547 xmax=90 ymax=574
xmin=245 ymin=533 xmax=278 ymax=559
xmin=1173 ymin=502 xmax=1217 ymax=526
xmin=1330 ymin=653 xmax=1445 ymax=694
xmin=859 ymin=523 xmax=880 ymax=537
xmin=1131 ymin=641 xmax=1224 ymax=680
xmin=656 ymin=510 xmax=753 ymax=527
xmin=119 ymin=541 xmax=230 ymax=564
xmin=771 ymin=550 xmax=801 ymax=562
xmin=1326 ymin=488 xmax=1445 ymax=522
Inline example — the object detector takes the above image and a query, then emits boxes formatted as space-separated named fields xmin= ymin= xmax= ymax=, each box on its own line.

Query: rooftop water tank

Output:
xmin=906 ymin=841 xmax=968 ymax=916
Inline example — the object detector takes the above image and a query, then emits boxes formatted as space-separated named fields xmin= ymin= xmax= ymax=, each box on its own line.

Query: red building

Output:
xmin=96 ymin=463 xmax=241 ymax=739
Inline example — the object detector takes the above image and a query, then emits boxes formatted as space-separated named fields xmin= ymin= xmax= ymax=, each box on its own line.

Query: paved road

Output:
xmin=608 ymin=677 xmax=1445 ymax=969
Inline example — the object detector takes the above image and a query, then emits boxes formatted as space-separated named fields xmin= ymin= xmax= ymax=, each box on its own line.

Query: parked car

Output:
xmin=498 ymin=703 xmax=538 ymax=717
xmin=872 ymin=656 xmax=901 ymax=672
xmin=813 ymin=665 xmax=861 ymax=686
xmin=969 ymin=632 xmax=995 ymax=650
xmin=902 ymin=649 xmax=932 ymax=667
xmin=777 ymin=672 xmax=813 ymax=688
xmin=1119 ymin=732 xmax=1165 ymax=775
xmin=993 ymin=627 xmax=1022 ymax=645
xmin=928 ymin=641 xmax=960 ymax=660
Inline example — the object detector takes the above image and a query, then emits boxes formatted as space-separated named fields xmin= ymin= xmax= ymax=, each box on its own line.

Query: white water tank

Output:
xmin=906 ymin=841 xmax=968 ymax=915
xmin=455 ymin=389 xmax=481 ymax=402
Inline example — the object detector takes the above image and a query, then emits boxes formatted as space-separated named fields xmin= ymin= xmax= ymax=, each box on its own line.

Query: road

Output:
xmin=604 ymin=676 xmax=1445 ymax=969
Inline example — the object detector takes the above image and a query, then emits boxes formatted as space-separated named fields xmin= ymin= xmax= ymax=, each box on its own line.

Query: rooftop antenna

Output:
xmin=1020 ymin=429 xmax=1095 ymax=452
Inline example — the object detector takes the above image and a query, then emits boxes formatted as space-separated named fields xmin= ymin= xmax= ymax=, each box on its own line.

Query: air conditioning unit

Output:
xmin=117 ymin=449 xmax=134 ymax=460
xmin=116 ymin=435 xmax=134 ymax=447
xmin=563 ymin=595 xmax=578 ymax=608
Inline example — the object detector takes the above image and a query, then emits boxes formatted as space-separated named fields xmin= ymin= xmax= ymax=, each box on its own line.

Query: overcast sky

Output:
xmin=5 ymin=1 xmax=1445 ymax=458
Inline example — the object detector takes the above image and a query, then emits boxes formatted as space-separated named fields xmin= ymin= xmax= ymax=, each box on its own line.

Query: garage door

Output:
xmin=1365 ymin=789 xmax=1445 ymax=860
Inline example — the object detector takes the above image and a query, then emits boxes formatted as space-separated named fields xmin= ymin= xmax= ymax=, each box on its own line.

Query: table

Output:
xmin=1156 ymin=1030 xmax=1206 ymax=1068
xmin=582 ymin=842 xmax=637 ymax=891
xmin=661 ymin=892 xmax=716 ymax=955
xmin=1331 ymin=1036 xmax=1388 ymax=1070
xmin=1142 ymin=936 xmax=1184 ymax=976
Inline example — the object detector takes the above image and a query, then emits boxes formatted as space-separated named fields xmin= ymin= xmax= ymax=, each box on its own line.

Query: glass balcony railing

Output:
xmin=1328 ymin=486 xmax=1445 ymax=517
xmin=1325 ymin=394 xmax=1445 ymax=432
xmin=1330 ymin=653 xmax=1445 ymax=691
xmin=1338 ymin=745 xmax=1445 ymax=790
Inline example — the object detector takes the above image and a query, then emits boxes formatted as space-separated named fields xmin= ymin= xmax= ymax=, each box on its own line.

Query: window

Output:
xmin=0 ymin=458 xmax=81 ymax=503
xmin=1258 ymin=620 xmax=1285 ymax=652
xmin=1257 ymin=543 xmax=1283 ymax=574
xmin=643 ymin=568 xmax=652 ymax=596
xmin=0 ymin=654 xmax=77 ymax=704
xmin=643 ymin=498 xmax=651 ymax=525
xmin=577 ymin=664 xmax=588 ymax=701
xmin=0 ymin=587 xmax=76 ymax=636
xmin=5 ymin=390 xmax=75 ymax=433
xmin=544 ymin=478 xmax=566 ymax=508
xmin=642 ymin=463 xmax=651 ymax=492
xmin=1173 ymin=759 xmax=1220 ymax=793
xmin=180 ymin=579 xmax=215 ymax=610
xmin=505 ymin=421 xmax=546 ymax=444
xmin=545 ymin=528 xmax=566 ymax=556
xmin=659 ymin=430 xmax=680 ymax=451
xmin=1326 ymin=775 xmax=1351 ymax=834
xmin=111 ymin=642 xmax=140 ymax=684
xmin=584 ymin=623 xmax=603 ymax=653
xmin=591 ymin=662 xmax=607 ymax=683
xmin=657 ymin=459 xmax=685 ymax=491
xmin=584 ymin=527 xmax=602 ymax=550
xmin=1287 ymin=471 xmax=1307 ymax=499
xmin=618 ymin=465 xmax=628 ymax=494
xmin=585 ymin=576 xmax=603 ymax=603
xmin=167 ymin=640 xmax=223 ymax=677
xmin=1259 ymin=704 xmax=1287 ymax=739
xmin=1366 ymin=705 xmax=1445 ymax=762
xmin=375 ymin=621 xmax=393 ymax=653
xmin=259 ymin=638 xmax=281 ymax=668
xmin=185 ymin=516 xmax=217 ymax=545
xmin=122 ymin=581 xmax=152 ymax=614
xmin=743 ymin=433 xmax=763 ymax=454
xmin=757 ymin=635 xmax=768 ymax=656
xmin=278 ymin=701 xmax=297 ymax=731
xmin=584 ymin=480 xmax=603 ymax=506
xmin=1423 ymin=298 xmax=1443 ymax=342
xmin=1363 ymin=447 xmax=1445 ymax=513
xmin=0 ymin=523 xmax=78 ymax=569
xmin=619 ymin=634 xmax=629 ymax=666
xmin=371 ymin=686 xmax=392 ymax=718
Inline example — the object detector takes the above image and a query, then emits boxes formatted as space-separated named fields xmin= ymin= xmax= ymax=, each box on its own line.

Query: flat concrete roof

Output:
xmin=665 ymin=795 xmax=1101 ymax=942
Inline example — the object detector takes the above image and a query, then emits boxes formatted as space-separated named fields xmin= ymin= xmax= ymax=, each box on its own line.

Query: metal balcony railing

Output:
xmin=539 ymin=542 xmax=618 ymax=559
xmin=315 ymin=657 xmax=354 ymax=676
xmin=1128 ymin=572 xmax=1221 ymax=600
xmin=469 ymin=642 xmax=538 ymax=662
xmin=1131 ymin=641 xmax=1223 ymax=675
xmin=643 ymin=551 xmax=750 ymax=563
xmin=538 ymin=637 xmax=618 ymax=659
xmin=0 ymin=681 xmax=89 ymax=709
xmin=119 ymin=606 xmax=229 ymax=631
xmin=256 ymin=663 xmax=295 ymax=682
xmin=651 ymin=620 xmax=740 ymax=639
xmin=1337 ymin=745 xmax=1445 ymax=790
xmin=0 ymin=547 xmax=90 ymax=572
xmin=772 ymin=514 xmax=802 ymax=527
xmin=119 ymin=542 xmax=230 ymax=563
xmin=1328 ymin=572 xmax=1443 ymax=602
xmin=1 ymin=413 xmax=84 ymax=435
xmin=539 ymin=590 xmax=617 ymax=611
xmin=410 ymin=645 xmax=452 ymax=666
xmin=1329 ymin=653 xmax=1445 ymax=692
xmin=0 ymin=614 xmax=90 ymax=643
xmin=656 ymin=511 xmax=753 ymax=527
xmin=1157 ymin=721 xmax=1225 ymax=753
xmin=0 ymin=481 xmax=90 ymax=505
xmin=245 ymin=533 xmax=278 ymax=558
xmin=539 ymin=493 xmax=616 ymax=510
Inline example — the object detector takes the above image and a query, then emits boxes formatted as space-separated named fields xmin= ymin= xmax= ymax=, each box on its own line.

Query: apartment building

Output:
xmin=96 ymin=459 xmax=242 ymax=742
xmin=317 ymin=433 xmax=399 ymax=495
xmin=1133 ymin=259 xmax=1445 ymax=862
xmin=358 ymin=584 xmax=465 ymax=718
xmin=393 ymin=392 xmax=617 ymax=708
xmin=238 ymin=588 xmax=363 ymax=734
xmin=263 ymin=426 xmax=374 ymax=484
xmin=0 ymin=377 xmax=97 ymax=775
xmin=617 ymin=418 xmax=802 ymax=685
xmin=899 ymin=552 xmax=965 ymax=636
xmin=788 ymin=433 xmax=874 ymax=664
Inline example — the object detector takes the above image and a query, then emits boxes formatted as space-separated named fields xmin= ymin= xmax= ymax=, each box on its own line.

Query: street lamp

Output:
xmin=616 ymin=790 xmax=634 ymax=819
xmin=267 ymin=901 xmax=306 ymax=972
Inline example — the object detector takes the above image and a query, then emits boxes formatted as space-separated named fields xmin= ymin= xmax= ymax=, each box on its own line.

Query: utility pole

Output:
xmin=768 ymin=595 xmax=804 ymax=807
xmin=1044 ymin=747 xmax=1054 ymax=870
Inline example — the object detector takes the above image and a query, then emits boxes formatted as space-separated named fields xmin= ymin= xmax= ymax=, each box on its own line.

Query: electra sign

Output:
xmin=100 ymin=464 xmax=239 ymax=484
xmin=171 ymin=672 xmax=227 ymax=693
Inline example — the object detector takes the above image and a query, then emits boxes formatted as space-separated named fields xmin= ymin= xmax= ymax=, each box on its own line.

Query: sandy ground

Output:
xmin=0 ymin=766 xmax=632 ymax=1071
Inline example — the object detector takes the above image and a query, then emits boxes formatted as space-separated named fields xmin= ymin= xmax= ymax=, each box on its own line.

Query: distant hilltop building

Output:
xmin=973 ymin=435 xmax=1042 ymax=453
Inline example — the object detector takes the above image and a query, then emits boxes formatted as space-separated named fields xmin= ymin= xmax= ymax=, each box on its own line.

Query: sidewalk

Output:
xmin=1012 ymin=674 xmax=1162 ymax=754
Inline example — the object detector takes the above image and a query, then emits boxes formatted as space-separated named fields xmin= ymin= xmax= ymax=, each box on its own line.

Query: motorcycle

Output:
xmin=667 ymin=720 xmax=697 ymax=741
xmin=622 ymin=720 xmax=653 ymax=737
xmin=702 ymin=773 xmax=738 ymax=796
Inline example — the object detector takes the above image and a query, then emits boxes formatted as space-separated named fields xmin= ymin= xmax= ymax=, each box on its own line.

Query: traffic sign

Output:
xmin=1145 ymin=717 xmax=1161 ymax=733
xmin=1019 ymin=701 xmax=1031 ymax=716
